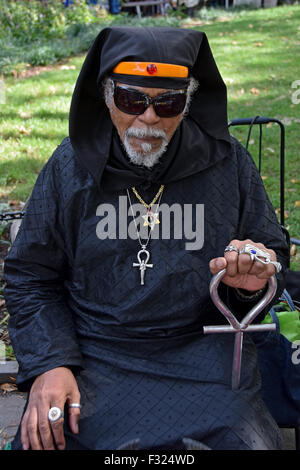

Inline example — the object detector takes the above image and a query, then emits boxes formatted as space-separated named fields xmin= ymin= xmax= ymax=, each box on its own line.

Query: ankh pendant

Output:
xmin=133 ymin=247 xmax=153 ymax=285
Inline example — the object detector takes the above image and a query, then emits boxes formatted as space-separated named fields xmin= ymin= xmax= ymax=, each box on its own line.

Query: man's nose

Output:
xmin=138 ymin=104 xmax=160 ymax=124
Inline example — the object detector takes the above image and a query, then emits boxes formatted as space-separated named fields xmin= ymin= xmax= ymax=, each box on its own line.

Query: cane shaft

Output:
xmin=232 ymin=331 xmax=243 ymax=390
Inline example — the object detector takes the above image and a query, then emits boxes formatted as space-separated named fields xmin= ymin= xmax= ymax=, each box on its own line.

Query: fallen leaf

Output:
xmin=274 ymin=95 xmax=286 ymax=101
xmin=0 ymin=383 xmax=18 ymax=394
xmin=266 ymin=147 xmax=275 ymax=153
xmin=261 ymin=175 xmax=268 ymax=180
xmin=290 ymin=179 xmax=299 ymax=184
xmin=281 ymin=117 xmax=292 ymax=125
xmin=276 ymin=208 xmax=290 ymax=219
xmin=294 ymin=201 xmax=300 ymax=207
xmin=250 ymin=87 xmax=260 ymax=95
xmin=232 ymin=41 xmax=238 ymax=45
xmin=18 ymin=125 xmax=31 ymax=135
xmin=249 ymin=24 xmax=253 ymax=28
xmin=23 ymin=146 xmax=35 ymax=157
xmin=249 ymin=139 xmax=255 ymax=145
xmin=266 ymin=122 xmax=273 ymax=128
xmin=290 ymin=244 xmax=297 ymax=256
xmin=60 ymin=65 xmax=75 ymax=70
xmin=9 ymin=199 xmax=20 ymax=206
xmin=18 ymin=111 xmax=31 ymax=119
xmin=254 ymin=42 xmax=264 ymax=47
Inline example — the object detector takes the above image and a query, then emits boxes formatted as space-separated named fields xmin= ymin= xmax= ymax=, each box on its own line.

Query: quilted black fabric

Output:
xmin=4 ymin=136 xmax=289 ymax=450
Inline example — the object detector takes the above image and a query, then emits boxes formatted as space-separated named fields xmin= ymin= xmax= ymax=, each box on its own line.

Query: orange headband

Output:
xmin=113 ymin=62 xmax=189 ymax=78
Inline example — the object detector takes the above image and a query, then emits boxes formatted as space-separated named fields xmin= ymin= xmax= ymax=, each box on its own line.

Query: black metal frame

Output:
xmin=228 ymin=116 xmax=300 ymax=248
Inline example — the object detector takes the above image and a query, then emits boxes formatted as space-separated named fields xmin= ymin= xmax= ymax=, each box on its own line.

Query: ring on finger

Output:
xmin=239 ymin=243 xmax=282 ymax=273
xmin=239 ymin=243 xmax=270 ymax=263
xmin=48 ymin=407 xmax=64 ymax=423
xmin=269 ymin=260 xmax=282 ymax=273
xmin=247 ymin=255 xmax=282 ymax=273
xmin=224 ymin=244 xmax=239 ymax=254
xmin=69 ymin=403 xmax=81 ymax=409
xmin=251 ymin=257 xmax=282 ymax=273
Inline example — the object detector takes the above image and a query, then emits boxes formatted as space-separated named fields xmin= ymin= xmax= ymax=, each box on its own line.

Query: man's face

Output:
xmin=106 ymin=82 xmax=185 ymax=168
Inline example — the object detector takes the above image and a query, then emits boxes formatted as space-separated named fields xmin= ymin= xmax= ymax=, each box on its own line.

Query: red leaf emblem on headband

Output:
xmin=147 ymin=64 xmax=157 ymax=75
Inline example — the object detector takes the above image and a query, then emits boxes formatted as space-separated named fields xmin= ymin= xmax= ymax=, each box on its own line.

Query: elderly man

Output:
xmin=4 ymin=27 xmax=288 ymax=450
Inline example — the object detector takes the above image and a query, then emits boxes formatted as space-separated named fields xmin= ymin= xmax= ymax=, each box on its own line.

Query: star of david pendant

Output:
xmin=142 ymin=209 xmax=160 ymax=230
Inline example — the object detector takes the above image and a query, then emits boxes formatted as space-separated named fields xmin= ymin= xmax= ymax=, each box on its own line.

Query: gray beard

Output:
xmin=123 ymin=127 xmax=169 ymax=169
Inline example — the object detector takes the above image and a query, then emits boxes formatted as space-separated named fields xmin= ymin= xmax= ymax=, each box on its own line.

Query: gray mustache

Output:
xmin=125 ymin=127 xmax=167 ymax=140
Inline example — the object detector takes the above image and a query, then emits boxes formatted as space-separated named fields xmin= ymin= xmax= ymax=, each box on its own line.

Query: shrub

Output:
xmin=0 ymin=0 xmax=99 ymax=43
xmin=0 ymin=0 xmax=111 ymax=73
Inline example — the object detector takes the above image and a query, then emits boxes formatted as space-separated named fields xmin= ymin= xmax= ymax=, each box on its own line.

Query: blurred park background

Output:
xmin=0 ymin=0 xmax=299 ymax=266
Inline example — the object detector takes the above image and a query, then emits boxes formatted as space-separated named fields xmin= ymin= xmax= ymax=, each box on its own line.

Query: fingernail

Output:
xmin=58 ymin=444 xmax=65 ymax=450
xmin=22 ymin=444 xmax=28 ymax=450
xmin=216 ymin=259 xmax=225 ymax=268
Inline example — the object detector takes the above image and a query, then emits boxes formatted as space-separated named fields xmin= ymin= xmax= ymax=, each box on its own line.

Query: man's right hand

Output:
xmin=21 ymin=366 xmax=81 ymax=450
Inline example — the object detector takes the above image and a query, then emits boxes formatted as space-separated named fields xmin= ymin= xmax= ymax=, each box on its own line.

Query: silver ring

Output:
xmin=48 ymin=406 xmax=64 ymax=423
xmin=269 ymin=260 xmax=282 ymax=273
xmin=239 ymin=243 xmax=282 ymax=273
xmin=239 ymin=243 xmax=270 ymax=263
xmin=69 ymin=403 xmax=81 ymax=409
xmin=224 ymin=245 xmax=239 ymax=254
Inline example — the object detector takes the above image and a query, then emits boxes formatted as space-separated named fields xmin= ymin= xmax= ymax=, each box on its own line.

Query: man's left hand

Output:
xmin=209 ymin=239 xmax=278 ymax=292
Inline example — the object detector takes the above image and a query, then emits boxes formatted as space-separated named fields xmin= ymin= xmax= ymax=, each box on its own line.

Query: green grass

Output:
xmin=203 ymin=5 xmax=300 ymax=270
xmin=0 ymin=5 xmax=299 ymax=269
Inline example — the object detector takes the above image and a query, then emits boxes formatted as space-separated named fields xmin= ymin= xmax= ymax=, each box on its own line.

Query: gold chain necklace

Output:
xmin=131 ymin=184 xmax=165 ymax=209
xmin=131 ymin=184 xmax=164 ymax=229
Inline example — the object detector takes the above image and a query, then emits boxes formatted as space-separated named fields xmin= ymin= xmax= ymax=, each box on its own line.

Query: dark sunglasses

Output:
xmin=113 ymin=82 xmax=187 ymax=118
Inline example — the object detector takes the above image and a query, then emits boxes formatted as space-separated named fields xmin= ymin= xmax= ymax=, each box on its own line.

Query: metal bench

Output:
xmin=121 ymin=0 xmax=169 ymax=18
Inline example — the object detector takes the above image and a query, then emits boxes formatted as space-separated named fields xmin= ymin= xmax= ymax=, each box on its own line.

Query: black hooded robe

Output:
xmin=4 ymin=27 xmax=289 ymax=450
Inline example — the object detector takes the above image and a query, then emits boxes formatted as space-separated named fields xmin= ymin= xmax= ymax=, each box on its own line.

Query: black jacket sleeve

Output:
xmin=4 ymin=140 xmax=83 ymax=391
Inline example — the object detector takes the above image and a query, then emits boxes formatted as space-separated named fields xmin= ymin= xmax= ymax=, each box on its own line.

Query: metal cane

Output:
xmin=203 ymin=269 xmax=277 ymax=390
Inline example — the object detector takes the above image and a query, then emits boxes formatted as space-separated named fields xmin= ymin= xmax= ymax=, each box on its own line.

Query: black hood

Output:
xmin=69 ymin=26 xmax=232 ymax=190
